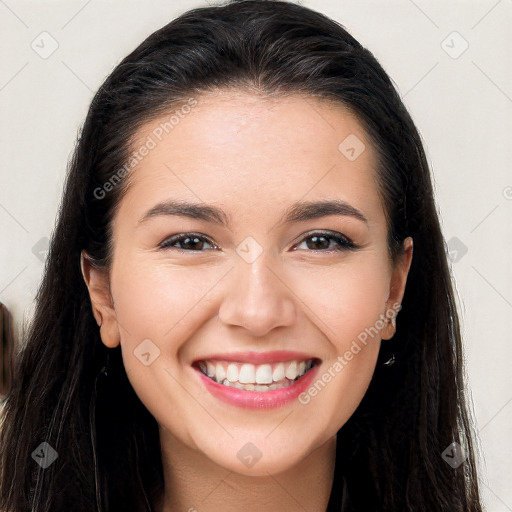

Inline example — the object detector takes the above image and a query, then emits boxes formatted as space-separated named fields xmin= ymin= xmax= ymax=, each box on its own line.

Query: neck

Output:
xmin=154 ymin=430 xmax=337 ymax=512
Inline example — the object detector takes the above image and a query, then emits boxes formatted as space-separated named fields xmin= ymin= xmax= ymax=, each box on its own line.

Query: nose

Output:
xmin=217 ymin=252 xmax=297 ymax=337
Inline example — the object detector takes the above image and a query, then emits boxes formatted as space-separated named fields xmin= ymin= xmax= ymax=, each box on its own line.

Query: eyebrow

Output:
xmin=137 ymin=198 xmax=369 ymax=227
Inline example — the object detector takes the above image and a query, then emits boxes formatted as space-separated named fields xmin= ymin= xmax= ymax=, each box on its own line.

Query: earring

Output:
xmin=100 ymin=352 xmax=111 ymax=378
xmin=383 ymin=353 xmax=396 ymax=366
xmin=382 ymin=315 xmax=397 ymax=366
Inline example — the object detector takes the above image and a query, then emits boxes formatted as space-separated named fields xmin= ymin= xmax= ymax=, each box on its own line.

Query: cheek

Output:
xmin=287 ymin=257 xmax=391 ymax=347
xmin=112 ymin=251 xmax=390 ymax=352
xmin=109 ymin=253 xmax=389 ymax=444
xmin=110 ymin=259 xmax=227 ymax=346
xmin=290 ymin=263 xmax=388 ymax=431
xmin=109 ymin=261 xmax=223 ymax=431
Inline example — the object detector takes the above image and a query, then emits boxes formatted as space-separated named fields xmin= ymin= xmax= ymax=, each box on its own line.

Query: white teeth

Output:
xmin=255 ymin=364 xmax=273 ymax=384
xmin=206 ymin=362 xmax=216 ymax=378
xmin=238 ymin=364 xmax=255 ymax=384
xmin=226 ymin=363 xmax=239 ymax=382
xmin=199 ymin=358 xmax=314 ymax=388
xmin=285 ymin=361 xmax=298 ymax=380
xmin=215 ymin=362 xmax=226 ymax=382
xmin=272 ymin=363 xmax=285 ymax=382
xmin=223 ymin=380 xmax=292 ymax=392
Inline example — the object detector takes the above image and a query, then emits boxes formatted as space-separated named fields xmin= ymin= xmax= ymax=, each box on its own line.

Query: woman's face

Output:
xmin=83 ymin=89 xmax=412 ymax=476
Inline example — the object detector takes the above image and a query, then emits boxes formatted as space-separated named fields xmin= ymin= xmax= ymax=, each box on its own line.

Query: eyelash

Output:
xmin=158 ymin=231 xmax=357 ymax=253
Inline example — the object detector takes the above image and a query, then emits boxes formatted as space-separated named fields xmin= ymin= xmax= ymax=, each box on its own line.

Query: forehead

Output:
xmin=116 ymin=90 xmax=384 ymax=228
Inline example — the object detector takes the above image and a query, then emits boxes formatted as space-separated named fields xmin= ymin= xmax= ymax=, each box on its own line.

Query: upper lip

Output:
xmin=193 ymin=350 xmax=319 ymax=365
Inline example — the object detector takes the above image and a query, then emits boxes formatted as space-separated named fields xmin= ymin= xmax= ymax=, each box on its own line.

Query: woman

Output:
xmin=0 ymin=1 xmax=483 ymax=510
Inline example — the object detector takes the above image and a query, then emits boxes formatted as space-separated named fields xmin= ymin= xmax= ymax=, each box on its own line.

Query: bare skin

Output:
xmin=81 ymin=89 xmax=413 ymax=512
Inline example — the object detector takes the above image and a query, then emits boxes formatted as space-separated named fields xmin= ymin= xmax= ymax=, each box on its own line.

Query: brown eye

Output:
xmin=159 ymin=233 xmax=218 ymax=252
xmin=294 ymin=232 xmax=356 ymax=252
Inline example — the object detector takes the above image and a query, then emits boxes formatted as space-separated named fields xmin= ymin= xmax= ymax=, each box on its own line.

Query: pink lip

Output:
xmin=194 ymin=362 xmax=320 ymax=410
xmin=193 ymin=350 xmax=317 ymax=365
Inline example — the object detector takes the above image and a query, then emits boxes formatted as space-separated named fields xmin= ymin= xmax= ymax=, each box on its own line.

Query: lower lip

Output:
xmin=195 ymin=364 xmax=320 ymax=410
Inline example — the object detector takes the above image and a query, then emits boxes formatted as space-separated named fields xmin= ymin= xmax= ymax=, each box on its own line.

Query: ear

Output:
xmin=80 ymin=250 xmax=120 ymax=348
xmin=381 ymin=237 xmax=413 ymax=340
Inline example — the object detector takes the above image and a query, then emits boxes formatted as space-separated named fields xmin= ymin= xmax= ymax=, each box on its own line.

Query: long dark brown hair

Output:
xmin=0 ymin=1 xmax=482 ymax=510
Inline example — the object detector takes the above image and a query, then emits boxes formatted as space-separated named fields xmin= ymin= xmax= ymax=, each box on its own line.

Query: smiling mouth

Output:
xmin=194 ymin=358 xmax=318 ymax=392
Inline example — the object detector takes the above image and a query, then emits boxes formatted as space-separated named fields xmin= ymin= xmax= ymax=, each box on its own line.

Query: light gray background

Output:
xmin=1 ymin=0 xmax=511 ymax=510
